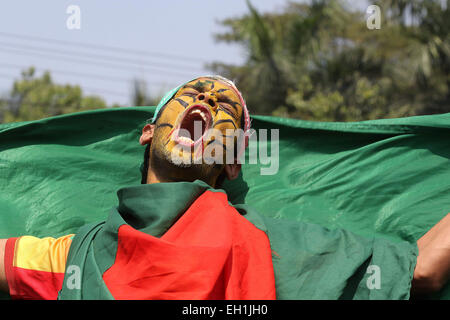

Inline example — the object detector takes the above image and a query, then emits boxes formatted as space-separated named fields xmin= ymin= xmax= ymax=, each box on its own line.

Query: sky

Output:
xmin=0 ymin=0 xmax=294 ymax=106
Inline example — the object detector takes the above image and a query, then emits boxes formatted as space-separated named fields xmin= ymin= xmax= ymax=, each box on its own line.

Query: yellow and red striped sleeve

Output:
xmin=4 ymin=234 xmax=73 ymax=300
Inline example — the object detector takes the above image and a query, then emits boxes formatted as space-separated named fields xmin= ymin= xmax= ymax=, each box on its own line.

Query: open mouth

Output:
xmin=172 ymin=104 xmax=212 ymax=147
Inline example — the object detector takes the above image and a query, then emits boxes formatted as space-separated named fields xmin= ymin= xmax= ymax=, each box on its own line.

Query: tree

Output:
xmin=130 ymin=78 xmax=162 ymax=107
xmin=210 ymin=0 xmax=450 ymax=121
xmin=0 ymin=67 xmax=108 ymax=123
xmin=376 ymin=0 xmax=450 ymax=114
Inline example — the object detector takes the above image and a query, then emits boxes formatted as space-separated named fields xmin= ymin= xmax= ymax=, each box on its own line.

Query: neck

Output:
xmin=145 ymin=168 xmax=161 ymax=184
xmin=145 ymin=166 xmax=218 ymax=188
xmin=145 ymin=149 xmax=220 ymax=187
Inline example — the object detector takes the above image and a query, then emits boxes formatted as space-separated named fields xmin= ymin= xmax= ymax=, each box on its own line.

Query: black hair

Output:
xmin=140 ymin=144 xmax=151 ymax=184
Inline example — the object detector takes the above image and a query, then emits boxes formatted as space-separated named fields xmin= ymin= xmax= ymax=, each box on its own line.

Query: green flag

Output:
xmin=0 ymin=107 xmax=449 ymax=299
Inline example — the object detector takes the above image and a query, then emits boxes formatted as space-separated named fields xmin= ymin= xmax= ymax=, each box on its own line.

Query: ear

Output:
xmin=224 ymin=163 xmax=241 ymax=181
xmin=139 ymin=124 xmax=155 ymax=145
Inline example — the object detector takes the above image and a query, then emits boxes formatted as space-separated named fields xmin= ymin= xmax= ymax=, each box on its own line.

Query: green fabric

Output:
xmin=0 ymin=107 xmax=449 ymax=299
xmin=57 ymin=221 xmax=113 ymax=300
xmin=58 ymin=180 xmax=417 ymax=300
xmin=237 ymin=204 xmax=417 ymax=299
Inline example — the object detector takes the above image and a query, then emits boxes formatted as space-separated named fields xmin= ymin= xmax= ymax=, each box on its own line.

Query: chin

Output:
xmin=150 ymin=145 xmax=222 ymax=187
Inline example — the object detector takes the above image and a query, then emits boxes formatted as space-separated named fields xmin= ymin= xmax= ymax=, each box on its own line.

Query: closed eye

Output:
xmin=219 ymin=103 xmax=237 ymax=119
xmin=217 ymin=94 xmax=239 ymax=110
xmin=180 ymin=91 xmax=198 ymax=97
xmin=179 ymin=91 xmax=198 ymax=101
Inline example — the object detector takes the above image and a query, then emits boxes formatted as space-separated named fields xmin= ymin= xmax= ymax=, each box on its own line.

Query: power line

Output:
xmin=0 ymin=31 xmax=210 ymax=64
xmin=0 ymin=46 xmax=197 ymax=78
xmin=0 ymin=40 xmax=203 ymax=73
xmin=0 ymin=73 xmax=129 ymax=98
xmin=0 ymin=63 xmax=130 ymax=83
xmin=0 ymin=63 xmax=177 ymax=88
xmin=78 ymin=87 xmax=129 ymax=98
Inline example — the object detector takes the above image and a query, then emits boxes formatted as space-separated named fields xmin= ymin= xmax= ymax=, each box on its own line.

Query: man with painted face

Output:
xmin=140 ymin=75 xmax=250 ymax=188
xmin=0 ymin=75 xmax=274 ymax=300
xmin=0 ymin=75 xmax=449 ymax=300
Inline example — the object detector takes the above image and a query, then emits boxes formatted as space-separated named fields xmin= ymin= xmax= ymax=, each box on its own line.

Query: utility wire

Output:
xmin=0 ymin=40 xmax=203 ymax=73
xmin=0 ymin=31 xmax=210 ymax=64
xmin=78 ymin=87 xmax=129 ymax=98
xmin=0 ymin=62 xmax=177 ymax=88
xmin=0 ymin=73 xmax=129 ymax=98
xmin=0 ymin=46 xmax=197 ymax=78
xmin=0 ymin=63 xmax=130 ymax=83
xmin=0 ymin=32 xmax=205 ymax=100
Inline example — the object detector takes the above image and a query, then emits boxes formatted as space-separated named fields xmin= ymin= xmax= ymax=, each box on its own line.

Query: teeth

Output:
xmin=189 ymin=109 xmax=207 ymax=122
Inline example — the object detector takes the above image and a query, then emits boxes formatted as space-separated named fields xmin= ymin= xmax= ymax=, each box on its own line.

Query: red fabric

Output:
xmin=4 ymin=237 xmax=64 ymax=300
xmin=7 ymin=267 xmax=65 ymax=300
xmin=4 ymin=238 xmax=17 ymax=298
xmin=103 ymin=190 xmax=276 ymax=300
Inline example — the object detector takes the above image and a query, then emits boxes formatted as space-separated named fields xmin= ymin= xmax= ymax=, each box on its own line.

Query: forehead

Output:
xmin=155 ymin=77 xmax=245 ymax=128
xmin=179 ymin=77 xmax=241 ymax=100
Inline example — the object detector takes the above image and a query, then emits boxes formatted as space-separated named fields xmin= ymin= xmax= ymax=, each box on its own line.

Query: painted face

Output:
xmin=149 ymin=77 xmax=244 ymax=184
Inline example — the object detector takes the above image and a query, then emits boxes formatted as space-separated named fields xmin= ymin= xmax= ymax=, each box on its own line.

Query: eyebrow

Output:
xmin=156 ymin=122 xmax=173 ymax=129
xmin=182 ymin=83 xmax=206 ymax=92
xmin=182 ymin=82 xmax=241 ymax=114
xmin=183 ymin=84 xmax=239 ymax=106
xmin=217 ymin=94 xmax=240 ymax=111
xmin=175 ymin=98 xmax=188 ymax=108
xmin=217 ymin=107 xmax=236 ymax=121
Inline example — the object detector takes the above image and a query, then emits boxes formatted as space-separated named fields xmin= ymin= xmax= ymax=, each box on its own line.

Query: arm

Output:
xmin=0 ymin=239 xmax=7 ymax=292
xmin=411 ymin=213 xmax=450 ymax=295
xmin=0 ymin=235 xmax=73 ymax=299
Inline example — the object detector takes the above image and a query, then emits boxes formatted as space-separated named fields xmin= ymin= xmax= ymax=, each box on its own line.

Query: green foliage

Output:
xmin=131 ymin=78 xmax=162 ymax=107
xmin=0 ymin=67 xmax=108 ymax=123
xmin=211 ymin=0 xmax=450 ymax=121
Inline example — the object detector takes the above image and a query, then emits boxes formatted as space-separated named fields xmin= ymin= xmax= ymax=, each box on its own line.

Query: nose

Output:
xmin=197 ymin=92 xmax=216 ymax=108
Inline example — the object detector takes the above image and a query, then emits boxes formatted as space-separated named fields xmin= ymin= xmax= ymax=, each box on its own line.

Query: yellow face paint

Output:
xmin=151 ymin=77 xmax=244 ymax=166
